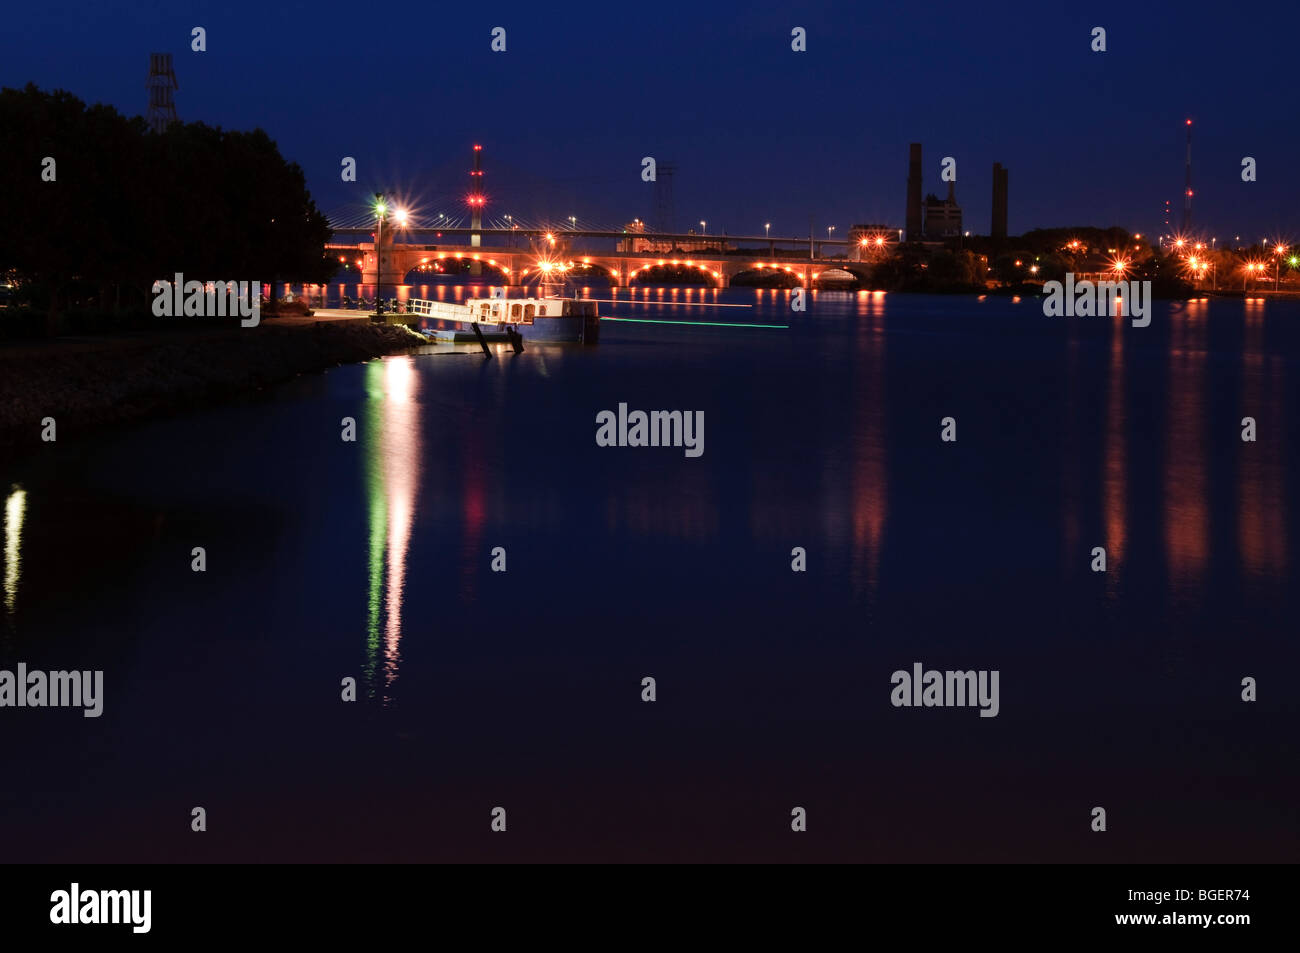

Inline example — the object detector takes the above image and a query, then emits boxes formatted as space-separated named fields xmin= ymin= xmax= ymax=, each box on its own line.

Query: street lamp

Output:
xmin=373 ymin=192 xmax=387 ymax=315
xmin=765 ymin=223 xmax=770 ymax=239
xmin=700 ymin=220 xmax=707 ymax=234
xmin=568 ymin=215 xmax=577 ymax=229
xmin=1244 ymin=261 xmax=1260 ymax=291
xmin=827 ymin=226 xmax=835 ymax=240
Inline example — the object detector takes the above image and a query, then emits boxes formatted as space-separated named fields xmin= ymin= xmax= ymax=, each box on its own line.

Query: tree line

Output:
xmin=0 ymin=84 xmax=334 ymax=333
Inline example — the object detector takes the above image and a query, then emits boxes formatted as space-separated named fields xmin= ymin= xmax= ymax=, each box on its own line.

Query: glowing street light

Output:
xmin=373 ymin=192 xmax=388 ymax=315
xmin=700 ymin=220 xmax=707 ymax=234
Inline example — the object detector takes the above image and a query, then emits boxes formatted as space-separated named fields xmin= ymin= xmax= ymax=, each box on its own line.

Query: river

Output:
xmin=2 ymin=288 xmax=1296 ymax=861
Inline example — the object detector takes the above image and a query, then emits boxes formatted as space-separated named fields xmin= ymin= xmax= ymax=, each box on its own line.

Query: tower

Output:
xmin=146 ymin=53 xmax=178 ymax=134
xmin=654 ymin=162 xmax=677 ymax=235
xmin=469 ymin=144 xmax=485 ymax=248
xmin=906 ymin=144 xmax=923 ymax=242
xmin=991 ymin=163 xmax=1008 ymax=240
xmin=1183 ymin=119 xmax=1193 ymax=233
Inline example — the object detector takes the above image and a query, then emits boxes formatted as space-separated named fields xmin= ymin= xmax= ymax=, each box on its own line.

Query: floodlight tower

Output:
xmin=146 ymin=53 xmax=179 ymax=134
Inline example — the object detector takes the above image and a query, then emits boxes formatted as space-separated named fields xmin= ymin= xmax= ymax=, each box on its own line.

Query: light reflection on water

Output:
xmin=1165 ymin=299 xmax=1210 ymax=592
xmin=363 ymin=356 xmax=421 ymax=702
xmin=3 ymin=486 xmax=25 ymax=618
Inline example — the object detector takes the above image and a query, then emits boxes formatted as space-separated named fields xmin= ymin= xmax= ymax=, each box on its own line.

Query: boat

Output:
xmin=407 ymin=291 xmax=600 ymax=345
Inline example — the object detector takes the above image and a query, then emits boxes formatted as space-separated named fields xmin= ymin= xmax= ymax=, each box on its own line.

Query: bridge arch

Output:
xmin=560 ymin=259 xmax=619 ymax=284
xmin=627 ymin=259 xmax=723 ymax=287
xmin=403 ymin=252 xmax=511 ymax=283
xmin=728 ymin=262 xmax=806 ymax=288
xmin=810 ymin=265 xmax=871 ymax=288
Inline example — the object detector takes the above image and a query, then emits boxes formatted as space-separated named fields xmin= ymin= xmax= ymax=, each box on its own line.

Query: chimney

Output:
xmin=991 ymin=162 xmax=1008 ymax=240
xmin=906 ymin=143 xmax=923 ymax=242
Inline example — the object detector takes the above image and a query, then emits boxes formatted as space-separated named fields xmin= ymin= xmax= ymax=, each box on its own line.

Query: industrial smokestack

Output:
xmin=906 ymin=143 xmax=923 ymax=242
xmin=991 ymin=162 xmax=1008 ymax=240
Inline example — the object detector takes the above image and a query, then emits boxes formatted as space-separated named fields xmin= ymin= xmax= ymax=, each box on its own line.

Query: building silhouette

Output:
xmin=923 ymin=182 xmax=962 ymax=239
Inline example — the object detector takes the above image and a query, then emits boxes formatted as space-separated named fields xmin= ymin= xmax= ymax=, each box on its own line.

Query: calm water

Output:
xmin=2 ymin=289 xmax=1297 ymax=862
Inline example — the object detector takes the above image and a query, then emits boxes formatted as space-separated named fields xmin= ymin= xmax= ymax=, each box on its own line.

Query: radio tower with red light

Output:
xmin=1183 ymin=119 xmax=1193 ymax=233
xmin=469 ymin=144 xmax=485 ymax=248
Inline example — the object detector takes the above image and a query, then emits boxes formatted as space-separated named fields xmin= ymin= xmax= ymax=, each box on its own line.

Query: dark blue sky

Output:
xmin=5 ymin=0 xmax=1297 ymax=240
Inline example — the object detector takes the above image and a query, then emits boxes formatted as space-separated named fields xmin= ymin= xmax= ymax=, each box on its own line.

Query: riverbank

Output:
xmin=0 ymin=319 xmax=425 ymax=447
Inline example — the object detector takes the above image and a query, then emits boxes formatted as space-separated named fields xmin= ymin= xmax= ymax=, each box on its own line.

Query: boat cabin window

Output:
xmin=524 ymin=305 xmax=535 ymax=319
xmin=538 ymin=306 xmax=547 ymax=316
xmin=511 ymin=304 xmax=522 ymax=319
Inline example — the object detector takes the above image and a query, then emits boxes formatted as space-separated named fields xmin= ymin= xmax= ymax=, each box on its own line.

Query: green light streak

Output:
xmin=600 ymin=317 xmax=787 ymax=329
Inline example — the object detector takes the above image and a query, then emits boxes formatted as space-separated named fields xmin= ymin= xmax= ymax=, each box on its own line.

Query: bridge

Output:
xmin=323 ymin=143 xmax=901 ymax=288
xmin=327 ymin=225 xmax=893 ymax=289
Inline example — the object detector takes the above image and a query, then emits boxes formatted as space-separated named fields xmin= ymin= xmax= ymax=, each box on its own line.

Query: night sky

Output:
xmin=4 ymin=0 xmax=1297 ymax=240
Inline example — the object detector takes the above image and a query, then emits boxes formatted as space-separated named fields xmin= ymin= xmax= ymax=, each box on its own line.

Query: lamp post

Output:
xmin=373 ymin=192 xmax=386 ymax=316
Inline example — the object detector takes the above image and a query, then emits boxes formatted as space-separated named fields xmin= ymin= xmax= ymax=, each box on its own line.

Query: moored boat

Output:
xmin=407 ymin=293 xmax=599 ymax=345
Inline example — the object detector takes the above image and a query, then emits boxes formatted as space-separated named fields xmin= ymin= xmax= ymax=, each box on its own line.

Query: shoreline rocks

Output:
xmin=0 ymin=320 xmax=425 ymax=448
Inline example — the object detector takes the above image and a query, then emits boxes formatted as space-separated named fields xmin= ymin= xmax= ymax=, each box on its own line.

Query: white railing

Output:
xmin=407 ymin=298 xmax=550 ymax=325
xmin=406 ymin=299 xmax=478 ymax=321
